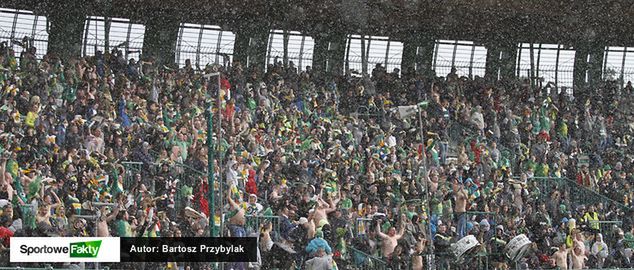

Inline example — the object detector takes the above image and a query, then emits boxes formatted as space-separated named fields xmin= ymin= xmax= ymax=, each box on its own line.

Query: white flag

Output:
xmin=397 ymin=105 xmax=419 ymax=119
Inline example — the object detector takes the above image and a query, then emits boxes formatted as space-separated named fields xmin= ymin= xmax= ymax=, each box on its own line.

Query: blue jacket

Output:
xmin=306 ymin=237 xmax=332 ymax=256
xmin=118 ymin=99 xmax=131 ymax=127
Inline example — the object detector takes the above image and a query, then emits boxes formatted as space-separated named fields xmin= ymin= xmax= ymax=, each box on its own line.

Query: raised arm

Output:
xmin=105 ymin=205 xmax=120 ymax=222
xmin=190 ymin=120 xmax=198 ymax=149
xmin=49 ymin=186 xmax=61 ymax=208
xmin=376 ymin=220 xmax=389 ymax=239
xmin=0 ymin=158 xmax=6 ymax=186
xmin=395 ymin=214 xmax=407 ymax=239
xmin=324 ymin=202 xmax=337 ymax=214
xmin=324 ymin=195 xmax=341 ymax=214
xmin=227 ymin=191 xmax=240 ymax=210
xmin=333 ymin=189 xmax=342 ymax=205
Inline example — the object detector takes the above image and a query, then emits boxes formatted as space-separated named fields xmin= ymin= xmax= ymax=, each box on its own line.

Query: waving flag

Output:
xmin=395 ymin=101 xmax=429 ymax=119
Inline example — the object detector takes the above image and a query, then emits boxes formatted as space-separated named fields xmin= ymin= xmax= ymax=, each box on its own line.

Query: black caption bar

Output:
xmin=120 ymin=237 xmax=257 ymax=262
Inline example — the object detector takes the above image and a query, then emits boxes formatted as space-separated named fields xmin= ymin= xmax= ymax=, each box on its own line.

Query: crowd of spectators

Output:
xmin=0 ymin=40 xmax=632 ymax=270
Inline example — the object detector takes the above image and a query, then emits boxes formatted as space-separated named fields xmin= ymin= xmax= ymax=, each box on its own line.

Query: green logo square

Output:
xmin=69 ymin=240 xmax=102 ymax=258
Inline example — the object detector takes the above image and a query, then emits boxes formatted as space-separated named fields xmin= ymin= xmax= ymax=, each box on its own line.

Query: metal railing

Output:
xmin=529 ymin=177 xmax=629 ymax=212
xmin=19 ymin=204 xmax=36 ymax=230
xmin=593 ymin=220 xmax=623 ymax=235
xmin=347 ymin=247 xmax=390 ymax=270
xmin=448 ymin=120 xmax=519 ymax=170
xmin=171 ymin=162 xmax=205 ymax=211
xmin=121 ymin=161 xmax=144 ymax=191
xmin=445 ymin=121 xmax=627 ymax=212
xmin=121 ymin=160 xmax=224 ymax=213
xmin=244 ymin=214 xmax=281 ymax=238
xmin=355 ymin=106 xmax=384 ymax=118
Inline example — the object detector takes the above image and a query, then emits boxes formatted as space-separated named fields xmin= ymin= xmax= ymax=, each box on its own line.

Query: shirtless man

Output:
xmin=376 ymin=214 xmax=405 ymax=259
xmin=570 ymin=245 xmax=587 ymax=269
xmin=0 ymin=158 xmax=14 ymax=201
xmin=411 ymin=235 xmax=427 ymax=270
xmin=227 ymin=193 xmax=246 ymax=237
xmin=573 ymin=230 xmax=586 ymax=256
xmin=35 ymin=204 xmax=52 ymax=226
xmin=304 ymin=209 xmax=316 ymax=239
xmin=96 ymin=205 xmax=119 ymax=237
xmin=312 ymin=192 xmax=340 ymax=230
xmin=259 ymin=222 xmax=274 ymax=252
xmin=227 ymin=194 xmax=247 ymax=270
xmin=454 ymin=181 xmax=468 ymax=238
xmin=552 ymin=243 xmax=569 ymax=270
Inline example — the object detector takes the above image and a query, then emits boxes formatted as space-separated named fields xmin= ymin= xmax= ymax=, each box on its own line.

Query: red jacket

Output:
xmin=220 ymin=77 xmax=231 ymax=90
xmin=0 ymin=226 xmax=13 ymax=248
xmin=576 ymin=171 xmax=591 ymax=187
xmin=195 ymin=181 xmax=210 ymax=217
xmin=245 ymin=169 xmax=258 ymax=195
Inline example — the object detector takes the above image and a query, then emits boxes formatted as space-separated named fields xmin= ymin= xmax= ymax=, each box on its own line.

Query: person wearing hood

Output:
xmin=490 ymin=225 xmax=508 ymax=269
xmin=244 ymin=194 xmax=263 ymax=216
xmin=304 ymin=230 xmax=337 ymax=270
xmin=480 ymin=219 xmax=493 ymax=241
xmin=590 ymin=233 xmax=608 ymax=268
xmin=226 ymin=159 xmax=240 ymax=194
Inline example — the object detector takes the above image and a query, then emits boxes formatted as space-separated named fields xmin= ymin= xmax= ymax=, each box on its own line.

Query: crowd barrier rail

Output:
xmin=347 ymin=246 xmax=390 ymax=270
xmin=530 ymin=176 xmax=629 ymax=212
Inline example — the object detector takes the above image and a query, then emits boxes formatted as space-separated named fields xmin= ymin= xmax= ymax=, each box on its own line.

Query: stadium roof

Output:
xmin=2 ymin=0 xmax=633 ymax=46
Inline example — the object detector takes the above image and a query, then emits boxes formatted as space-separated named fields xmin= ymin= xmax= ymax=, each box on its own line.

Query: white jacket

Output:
xmin=591 ymin=240 xmax=608 ymax=259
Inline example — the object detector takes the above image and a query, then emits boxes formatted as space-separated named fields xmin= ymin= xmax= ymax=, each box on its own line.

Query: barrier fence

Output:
xmin=122 ymin=159 xmax=284 ymax=238
xmin=121 ymin=161 xmax=212 ymax=212
xmin=530 ymin=176 xmax=629 ymax=212
xmin=348 ymin=247 xmax=390 ymax=270
xmin=448 ymin=119 xmax=628 ymax=212
xmin=115 ymin=128 xmax=632 ymax=270
xmin=120 ymin=161 xmax=143 ymax=191
xmin=244 ymin=214 xmax=280 ymax=238
xmin=19 ymin=204 xmax=35 ymax=230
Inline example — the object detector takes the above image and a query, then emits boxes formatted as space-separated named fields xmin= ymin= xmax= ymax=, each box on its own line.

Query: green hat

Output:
xmin=559 ymin=204 xmax=567 ymax=213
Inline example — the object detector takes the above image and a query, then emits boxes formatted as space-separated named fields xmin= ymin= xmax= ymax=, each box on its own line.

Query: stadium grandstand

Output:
xmin=0 ymin=0 xmax=633 ymax=269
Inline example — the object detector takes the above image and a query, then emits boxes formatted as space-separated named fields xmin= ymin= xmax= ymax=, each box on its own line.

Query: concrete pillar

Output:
xmin=574 ymin=42 xmax=606 ymax=109
xmin=587 ymin=45 xmax=604 ymax=86
xmin=401 ymin=39 xmax=417 ymax=74
xmin=142 ymin=9 xmax=180 ymax=67
xmin=232 ymin=30 xmax=250 ymax=68
xmin=499 ymin=43 xmax=517 ymax=81
xmin=401 ymin=34 xmax=434 ymax=77
xmin=416 ymin=36 xmax=435 ymax=77
xmin=485 ymin=41 xmax=517 ymax=82
xmin=312 ymin=31 xmax=346 ymax=76
xmin=485 ymin=45 xmax=501 ymax=81
xmin=233 ymin=23 xmax=269 ymax=71
xmin=574 ymin=46 xmax=590 ymax=108
xmin=46 ymin=0 xmax=86 ymax=60
xmin=312 ymin=34 xmax=328 ymax=73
